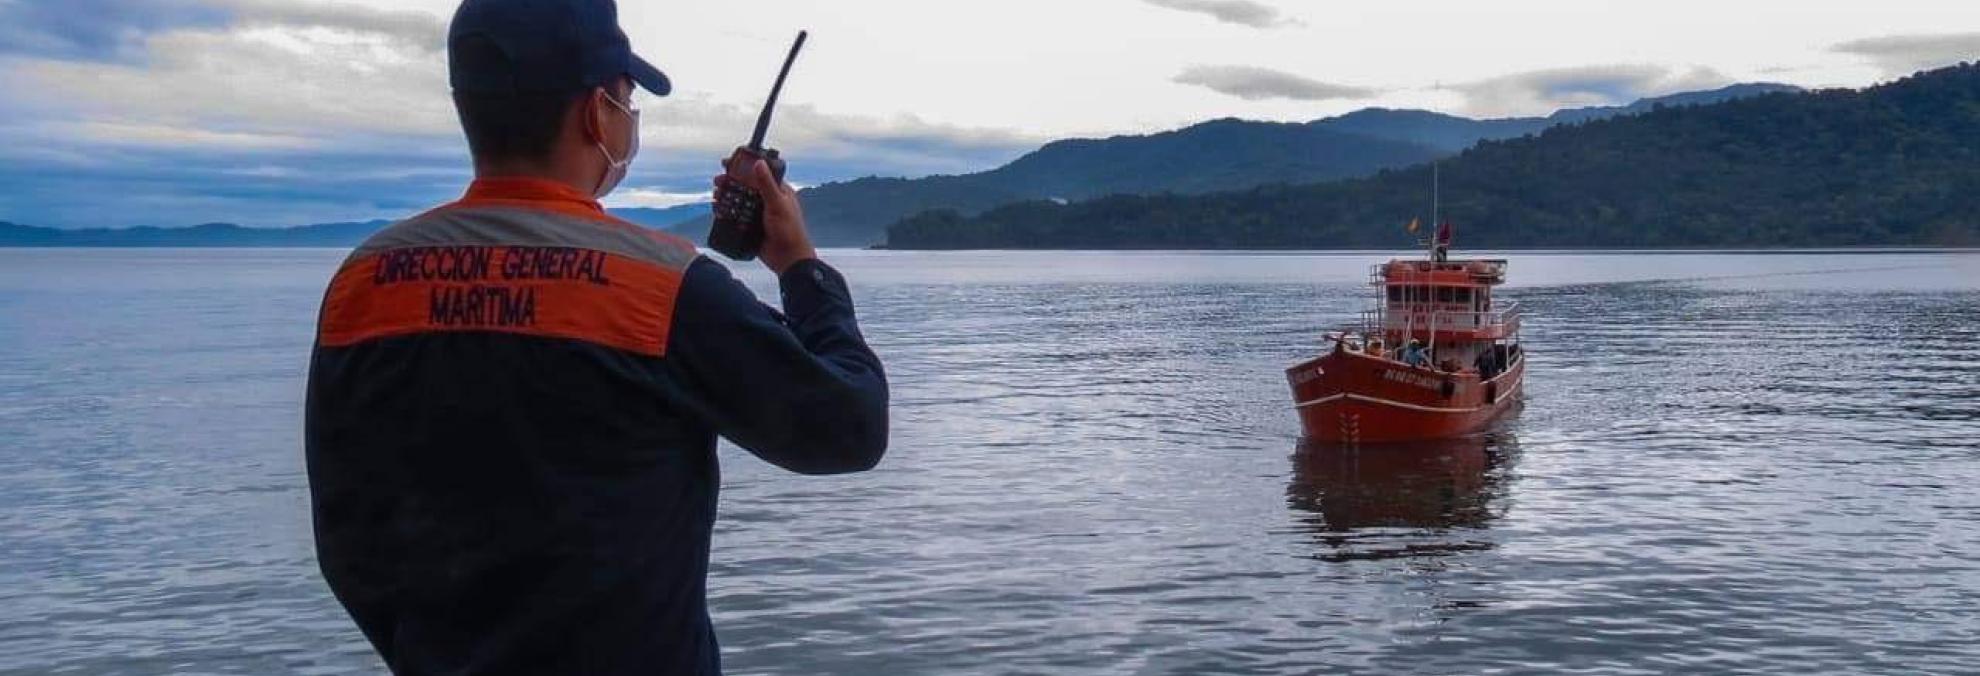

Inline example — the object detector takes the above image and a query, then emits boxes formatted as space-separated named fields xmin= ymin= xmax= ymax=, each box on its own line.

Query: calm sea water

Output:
xmin=1 ymin=248 xmax=1977 ymax=675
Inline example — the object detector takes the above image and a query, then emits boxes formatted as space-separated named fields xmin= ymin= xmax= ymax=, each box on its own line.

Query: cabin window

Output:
xmin=1455 ymin=288 xmax=1472 ymax=303
xmin=1388 ymin=286 xmax=1402 ymax=302
xmin=1416 ymin=285 xmax=1430 ymax=302
xmin=1437 ymin=287 xmax=1455 ymax=303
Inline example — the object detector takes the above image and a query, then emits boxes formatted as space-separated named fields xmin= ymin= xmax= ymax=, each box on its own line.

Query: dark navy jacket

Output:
xmin=304 ymin=177 xmax=887 ymax=675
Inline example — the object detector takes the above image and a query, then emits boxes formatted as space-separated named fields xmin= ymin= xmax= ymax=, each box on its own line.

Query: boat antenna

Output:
xmin=749 ymin=30 xmax=808 ymax=151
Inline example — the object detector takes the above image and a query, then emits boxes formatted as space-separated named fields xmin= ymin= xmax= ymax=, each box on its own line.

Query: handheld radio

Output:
xmin=709 ymin=30 xmax=808 ymax=261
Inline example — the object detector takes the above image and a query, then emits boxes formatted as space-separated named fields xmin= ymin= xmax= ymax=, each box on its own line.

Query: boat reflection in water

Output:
xmin=1286 ymin=431 xmax=1520 ymax=563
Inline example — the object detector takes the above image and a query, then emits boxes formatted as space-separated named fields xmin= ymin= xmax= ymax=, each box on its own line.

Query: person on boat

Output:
xmin=1401 ymin=339 xmax=1433 ymax=368
xmin=303 ymin=1 xmax=889 ymax=673
xmin=1475 ymin=349 xmax=1500 ymax=380
xmin=1433 ymin=221 xmax=1453 ymax=262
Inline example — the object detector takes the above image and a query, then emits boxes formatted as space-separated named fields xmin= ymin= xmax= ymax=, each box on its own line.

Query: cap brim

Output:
xmin=629 ymin=54 xmax=671 ymax=97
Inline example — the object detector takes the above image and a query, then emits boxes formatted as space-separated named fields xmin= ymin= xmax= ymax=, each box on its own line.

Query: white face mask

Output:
xmin=593 ymin=91 xmax=640 ymax=199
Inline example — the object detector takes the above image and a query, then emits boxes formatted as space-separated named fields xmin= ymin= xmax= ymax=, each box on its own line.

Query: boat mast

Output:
xmin=1429 ymin=161 xmax=1439 ymax=260
xmin=1426 ymin=162 xmax=1439 ymax=356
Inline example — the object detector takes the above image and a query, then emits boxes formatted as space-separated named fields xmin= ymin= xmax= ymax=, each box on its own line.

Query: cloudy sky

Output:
xmin=0 ymin=0 xmax=1975 ymax=228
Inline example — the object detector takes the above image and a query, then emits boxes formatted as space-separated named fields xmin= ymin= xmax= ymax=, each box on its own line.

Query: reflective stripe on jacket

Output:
xmin=304 ymin=177 xmax=888 ymax=675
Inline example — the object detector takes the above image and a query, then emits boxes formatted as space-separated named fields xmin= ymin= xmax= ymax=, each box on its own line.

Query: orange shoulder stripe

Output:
xmin=318 ymin=245 xmax=680 ymax=357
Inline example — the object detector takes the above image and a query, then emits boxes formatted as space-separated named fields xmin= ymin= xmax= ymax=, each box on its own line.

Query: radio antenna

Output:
xmin=748 ymin=30 xmax=808 ymax=151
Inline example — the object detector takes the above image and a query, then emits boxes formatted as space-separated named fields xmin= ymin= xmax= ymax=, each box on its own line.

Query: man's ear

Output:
xmin=579 ymin=87 xmax=607 ymax=144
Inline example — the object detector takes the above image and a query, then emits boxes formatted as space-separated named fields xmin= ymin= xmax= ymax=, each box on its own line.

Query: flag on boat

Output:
xmin=1406 ymin=217 xmax=1420 ymax=234
xmin=1436 ymin=221 xmax=1453 ymax=245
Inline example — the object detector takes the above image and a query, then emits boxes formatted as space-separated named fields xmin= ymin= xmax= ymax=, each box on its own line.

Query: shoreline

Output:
xmin=865 ymin=245 xmax=1979 ymax=254
xmin=4 ymin=244 xmax=1976 ymax=255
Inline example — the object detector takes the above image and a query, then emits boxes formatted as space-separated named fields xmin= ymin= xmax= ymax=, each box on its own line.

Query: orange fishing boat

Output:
xmin=1286 ymin=244 xmax=1525 ymax=443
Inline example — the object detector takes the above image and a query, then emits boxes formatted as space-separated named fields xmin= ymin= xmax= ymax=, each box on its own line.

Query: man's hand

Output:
xmin=719 ymin=159 xmax=817 ymax=275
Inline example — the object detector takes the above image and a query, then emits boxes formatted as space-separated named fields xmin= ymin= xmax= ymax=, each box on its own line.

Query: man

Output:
xmin=1433 ymin=221 xmax=1453 ymax=263
xmin=1401 ymin=339 xmax=1432 ymax=368
xmin=303 ymin=1 xmax=888 ymax=673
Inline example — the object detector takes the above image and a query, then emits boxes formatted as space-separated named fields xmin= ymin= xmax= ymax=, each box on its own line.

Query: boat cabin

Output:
xmin=1349 ymin=258 xmax=1520 ymax=374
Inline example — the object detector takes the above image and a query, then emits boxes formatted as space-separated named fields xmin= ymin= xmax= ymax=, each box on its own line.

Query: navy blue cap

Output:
xmin=448 ymin=0 xmax=670 ymax=97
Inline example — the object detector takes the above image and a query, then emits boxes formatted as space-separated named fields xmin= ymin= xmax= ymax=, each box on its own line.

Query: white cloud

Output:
xmin=633 ymin=94 xmax=1042 ymax=184
xmin=1141 ymin=0 xmax=1299 ymax=29
xmin=1450 ymin=64 xmax=1732 ymax=118
xmin=605 ymin=189 xmax=709 ymax=209
xmin=1173 ymin=65 xmax=1377 ymax=101
xmin=642 ymin=94 xmax=1037 ymax=157
xmin=1832 ymin=32 xmax=1980 ymax=77
xmin=8 ymin=25 xmax=456 ymax=139
xmin=3 ymin=7 xmax=1036 ymax=177
xmin=66 ymin=121 xmax=321 ymax=150
xmin=0 ymin=1 xmax=1046 ymax=226
xmin=223 ymin=0 xmax=446 ymax=51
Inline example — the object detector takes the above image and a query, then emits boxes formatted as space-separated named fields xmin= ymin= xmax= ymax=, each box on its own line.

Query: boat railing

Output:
xmin=1368 ymin=260 xmax=1510 ymax=286
xmin=1354 ymin=300 xmax=1522 ymax=336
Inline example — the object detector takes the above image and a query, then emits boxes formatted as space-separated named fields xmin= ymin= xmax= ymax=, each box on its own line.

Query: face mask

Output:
xmin=593 ymin=92 xmax=640 ymax=199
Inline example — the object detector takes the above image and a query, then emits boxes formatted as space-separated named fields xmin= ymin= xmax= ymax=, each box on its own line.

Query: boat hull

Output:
xmin=1287 ymin=346 xmax=1523 ymax=443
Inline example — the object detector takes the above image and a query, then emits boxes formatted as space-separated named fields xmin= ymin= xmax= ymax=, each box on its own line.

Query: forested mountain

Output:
xmin=885 ymin=65 xmax=1979 ymax=250
xmin=1315 ymin=84 xmax=1801 ymax=152
xmin=672 ymin=84 xmax=1796 ymax=246
xmin=668 ymin=120 xmax=1445 ymax=246
xmin=0 ymin=83 xmax=1811 ymax=249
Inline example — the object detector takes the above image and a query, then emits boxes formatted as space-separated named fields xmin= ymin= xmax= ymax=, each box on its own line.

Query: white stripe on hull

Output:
xmin=1294 ymin=394 xmax=1345 ymax=408
xmin=1293 ymin=376 xmax=1524 ymax=414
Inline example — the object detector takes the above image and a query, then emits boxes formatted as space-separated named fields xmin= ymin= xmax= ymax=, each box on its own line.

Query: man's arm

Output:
xmin=665 ymin=256 xmax=887 ymax=474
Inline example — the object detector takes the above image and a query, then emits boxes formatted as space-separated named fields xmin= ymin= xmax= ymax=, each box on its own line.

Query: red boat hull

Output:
xmin=1287 ymin=346 xmax=1524 ymax=443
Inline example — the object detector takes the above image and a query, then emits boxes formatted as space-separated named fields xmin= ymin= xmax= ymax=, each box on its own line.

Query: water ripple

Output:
xmin=1 ymin=249 xmax=1977 ymax=674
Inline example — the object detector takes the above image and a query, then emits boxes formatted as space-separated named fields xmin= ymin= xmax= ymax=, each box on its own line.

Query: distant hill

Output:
xmin=0 ymin=220 xmax=393 ymax=247
xmin=671 ymin=82 xmax=1800 ymax=247
xmin=0 ymin=83 xmax=1803 ymax=249
xmin=668 ymin=120 xmax=1447 ymax=246
xmin=611 ymin=203 xmax=710 ymax=230
xmin=0 ymin=205 xmax=708 ymax=248
xmin=1310 ymin=109 xmax=1542 ymax=156
xmin=1553 ymin=83 xmax=1805 ymax=122
xmin=1313 ymin=84 xmax=1803 ymax=152
xmin=885 ymin=65 xmax=1977 ymax=249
